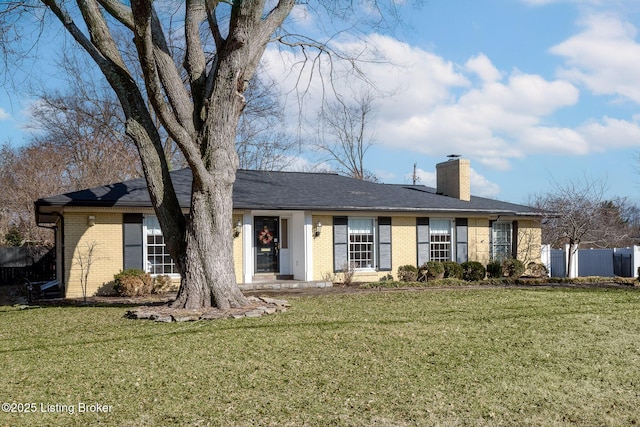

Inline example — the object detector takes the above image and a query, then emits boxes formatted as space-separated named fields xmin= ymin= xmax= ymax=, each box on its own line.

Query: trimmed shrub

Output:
xmin=526 ymin=262 xmax=549 ymax=278
xmin=425 ymin=261 xmax=445 ymax=280
xmin=461 ymin=261 xmax=486 ymax=282
xmin=113 ymin=269 xmax=153 ymax=297
xmin=397 ymin=265 xmax=418 ymax=282
xmin=152 ymin=275 xmax=176 ymax=294
xmin=503 ymin=258 xmax=525 ymax=278
xmin=442 ymin=261 xmax=463 ymax=279
xmin=486 ymin=260 xmax=503 ymax=278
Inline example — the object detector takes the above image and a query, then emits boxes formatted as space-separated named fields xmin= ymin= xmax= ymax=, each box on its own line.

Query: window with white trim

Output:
xmin=492 ymin=221 xmax=512 ymax=261
xmin=429 ymin=219 xmax=452 ymax=262
xmin=145 ymin=216 xmax=178 ymax=275
xmin=349 ymin=218 xmax=375 ymax=269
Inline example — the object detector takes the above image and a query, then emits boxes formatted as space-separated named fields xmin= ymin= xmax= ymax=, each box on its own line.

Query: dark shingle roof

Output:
xmin=35 ymin=169 xmax=539 ymax=220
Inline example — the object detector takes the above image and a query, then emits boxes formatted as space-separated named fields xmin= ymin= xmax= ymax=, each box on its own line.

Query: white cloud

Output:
xmin=465 ymin=54 xmax=501 ymax=82
xmin=518 ymin=126 xmax=589 ymax=155
xmin=349 ymin=38 xmax=581 ymax=168
xmin=0 ymin=108 xmax=9 ymax=121
xmin=578 ymin=116 xmax=640 ymax=150
xmin=263 ymin=29 xmax=640 ymax=172
xmin=551 ymin=13 xmax=640 ymax=103
xmin=470 ymin=169 xmax=502 ymax=198
xmin=410 ymin=168 xmax=436 ymax=187
xmin=262 ymin=33 xmax=469 ymax=117
xmin=460 ymin=73 xmax=578 ymax=117
xmin=374 ymin=62 xmax=578 ymax=169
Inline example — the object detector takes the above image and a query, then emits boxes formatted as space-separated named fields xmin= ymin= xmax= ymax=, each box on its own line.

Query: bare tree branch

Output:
xmin=313 ymin=89 xmax=379 ymax=181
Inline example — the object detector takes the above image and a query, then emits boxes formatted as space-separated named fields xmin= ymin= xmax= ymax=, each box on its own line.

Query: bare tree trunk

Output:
xmin=566 ymin=242 xmax=575 ymax=278
xmin=172 ymin=59 xmax=250 ymax=308
xmin=172 ymin=172 xmax=248 ymax=310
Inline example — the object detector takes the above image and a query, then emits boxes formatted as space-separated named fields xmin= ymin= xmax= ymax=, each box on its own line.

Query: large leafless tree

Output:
xmin=0 ymin=54 xmax=142 ymax=246
xmin=314 ymin=90 xmax=379 ymax=181
xmin=1 ymin=1 xmax=406 ymax=309
xmin=29 ymin=85 xmax=142 ymax=189
xmin=0 ymin=141 xmax=69 ymax=244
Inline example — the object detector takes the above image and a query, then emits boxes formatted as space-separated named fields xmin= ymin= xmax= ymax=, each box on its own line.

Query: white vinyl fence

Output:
xmin=541 ymin=245 xmax=640 ymax=278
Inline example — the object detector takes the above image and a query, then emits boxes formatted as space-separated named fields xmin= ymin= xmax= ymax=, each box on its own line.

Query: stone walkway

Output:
xmin=125 ymin=296 xmax=291 ymax=322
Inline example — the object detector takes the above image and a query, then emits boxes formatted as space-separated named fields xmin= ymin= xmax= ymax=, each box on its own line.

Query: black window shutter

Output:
xmin=489 ymin=219 xmax=495 ymax=259
xmin=417 ymin=217 xmax=430 ymax=266
xmin=333 ymin=217 xmax=348 ymax=272
xmin=123 ymin=213 xmax=143 ymax=271
xmin=456 ymin=218 xmax=468 ymax=264
xmin=378 ymin=217 xmax=392 ymax=271
xmin=512 ymin=221 xmax=518 ymax=259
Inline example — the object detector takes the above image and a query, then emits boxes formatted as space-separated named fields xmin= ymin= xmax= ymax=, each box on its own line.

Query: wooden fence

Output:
xmin=0 ymin=246 xmax=56 ymax=286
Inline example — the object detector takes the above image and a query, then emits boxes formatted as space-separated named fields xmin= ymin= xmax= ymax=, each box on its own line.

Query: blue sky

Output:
xmin=2 ymin=0 xmax=640 ymax=205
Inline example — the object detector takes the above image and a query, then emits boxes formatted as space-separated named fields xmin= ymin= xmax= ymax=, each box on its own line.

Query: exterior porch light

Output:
xmin=87 ymin=215 xmax=96 ymax=227
xmin=233 ymin=219 xmax=242 ymax=238
xmin=314 ymin=221 xmax=322 ymax=237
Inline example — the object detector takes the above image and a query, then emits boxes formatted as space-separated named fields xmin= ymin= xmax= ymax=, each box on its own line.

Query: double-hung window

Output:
xmin=334 ymin=217 xmax=383 ymax=272
xmin=348 ymin=218 xmax=375 ymax=269
xmin=491 ymin=221 xmax=512 ymax=261
xmin=145 ymin=216 xmax=178 ymax=275
xmin=429 ymin=219 xmax=452 ymax=262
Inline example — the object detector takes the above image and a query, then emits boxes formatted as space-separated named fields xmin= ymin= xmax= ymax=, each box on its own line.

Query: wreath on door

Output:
xmin=258 ymin=227 xmax=274 ymax=245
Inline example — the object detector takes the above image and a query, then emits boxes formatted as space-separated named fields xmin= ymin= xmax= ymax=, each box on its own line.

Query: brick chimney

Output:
xmin=436 ymin=157 xmax=471 ymax=201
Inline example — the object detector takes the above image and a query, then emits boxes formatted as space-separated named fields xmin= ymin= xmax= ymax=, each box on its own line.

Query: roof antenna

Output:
xmin=447 ymin=154 xmax=461 ymax=161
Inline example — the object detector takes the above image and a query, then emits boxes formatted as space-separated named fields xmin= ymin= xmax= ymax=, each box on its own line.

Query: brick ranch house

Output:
xmin=35 ymin=159 xmax=543 ymax=298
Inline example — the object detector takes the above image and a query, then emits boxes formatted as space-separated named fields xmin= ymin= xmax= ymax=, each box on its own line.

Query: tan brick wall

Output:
xmin=64 ymin=212 xmax=124 ymax=298
xmin=517 ymin=219 xmax=542 ymax=265
xmin=468 ymin=218 xmax=491 ymax=265
xmin=312 ymin=215 xmax=334 ymax=281
xmin=391 ymin=216 xmax=417 ymax=278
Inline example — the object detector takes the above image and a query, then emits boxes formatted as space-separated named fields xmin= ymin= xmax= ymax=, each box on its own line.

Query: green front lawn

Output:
xmin=1 ymin=288 xmax=639 ymax=426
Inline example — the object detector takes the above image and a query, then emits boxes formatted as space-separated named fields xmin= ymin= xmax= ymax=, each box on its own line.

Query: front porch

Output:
xmin=240 ymin=211 xmax=317 ymax=284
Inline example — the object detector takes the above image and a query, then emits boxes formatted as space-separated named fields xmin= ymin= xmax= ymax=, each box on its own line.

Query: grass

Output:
xmin=1 ymin=287 xmax=640 ymax=426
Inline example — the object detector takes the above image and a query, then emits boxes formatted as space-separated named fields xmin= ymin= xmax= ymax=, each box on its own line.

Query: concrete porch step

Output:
xmin=252 ymin=274 xmax=294 ymax=282
xmin=238 ymin=280 xmax=333 ymax=291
